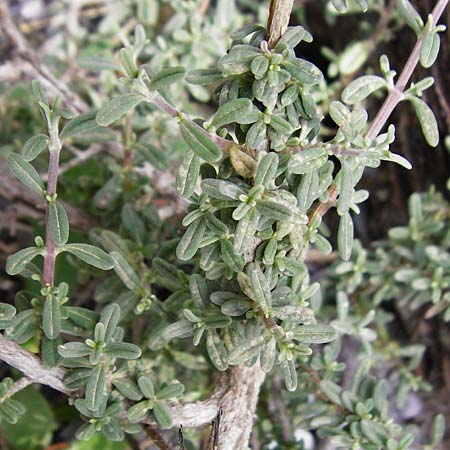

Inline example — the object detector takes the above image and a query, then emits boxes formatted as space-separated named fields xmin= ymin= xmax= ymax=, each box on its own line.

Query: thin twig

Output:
xmin=309 ymin=0 xmax=449 ymax=223
xmin=1 ymin=377 xmax=33 ymax=402
xmin=143 ymin=424 xmax=174 ymax=450
xmin=267 ymin=0 xmax=294 ymax=48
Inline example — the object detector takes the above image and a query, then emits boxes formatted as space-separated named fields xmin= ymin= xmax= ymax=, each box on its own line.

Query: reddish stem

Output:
xmin=42 ymin=131 xmax=61 ymax=286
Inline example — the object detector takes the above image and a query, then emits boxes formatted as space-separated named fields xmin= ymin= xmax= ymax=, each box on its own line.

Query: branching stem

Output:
xmin=310 ymin=0 xmax=449 ymax=222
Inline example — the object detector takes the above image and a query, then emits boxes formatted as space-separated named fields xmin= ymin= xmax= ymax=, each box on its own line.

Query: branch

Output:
xmin=0 ymin=332 xmax=262 ymax=442
xmin=143 ymin=424 xmax=174 ymax=450
xmin=1 ymin=377 xmax=33 ymax=402
xmin=309 ymin=0 xmax=449 ymax=222
xmin=0 ymin=335 xmax=72 ymax=395
xmin=267 ymin=0 xmax=294 ymax=48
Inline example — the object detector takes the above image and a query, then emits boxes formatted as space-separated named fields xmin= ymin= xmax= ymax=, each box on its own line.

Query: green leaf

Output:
xmin=175 ymin=151 xmax=200 ymax=198
xmin=186 ymin=69 xmax=223 ymax=85
xmin=106 ymin=342 xmax=142 ymax=360
xmin=409 ymin=96 xmax=439 ymax=146
xmin=431 ymin=414 xmax=445 ymax=445
xmin=420 ymin=26 xmax=440 ymax=68
xmin=112 ymin=379 xmax=143 ymax=401
xmin=58 ymin=342 xmax=91 ymax=358
xmin=7 ymin=153 xmax=44 ymax=195
xmin=64 ymin=368 xmax=91 ymax=389
xmin=234 ymin=208 xmax=260 ymax=255
xmin=162 ymin=320 xmax=194 ymax=340
xmin=21 ymin=134 xmax=49 ymax=161
xmin=254 ymin=153 xmax=278 ymax=187
xmin=148 ymin=66 xmax=186 ymax=90
xmin=281 ymin=358 xmax=297 ymax=391
xmin=281 ymin=57 xmax=323 ymax=85
xmin=293 ymin=324 xmax=337 ymax=344
xmin=153 ymin=402 xmax=172 ymax=429
xmin=269 ymin=115 xmax=293 ymax=134
xmin=338 ymin=212 xmax=354 ymax=260
xmin=110 ymin=251 xmax=140 ymax=290
xmin=85 ymin=364 xmax=107 ymax=410
xmin=250 ymin=55 xmax=269 ymax=79
xmin=397 ymin=0 xmax=424 ymax=34
xmin=272 ymin=305 xmax=314 ymax=322
xmin=99 ymin=303 xmax=120 ymax=343
xmin=201 ymin=178 xmax=245 ymax=200
xmin=42 ymin=335 xmax=63 ymax=368
xmin=121 ymin=204 xmax=145 ymax=243
xmin=127 ymin=400 xmax=150 ymax=422
xmin=341 ymin=75 xmax=386 ymax=104
xmin=337 ymin=160 xmax=354 ymax=215
xmin=62 ymin=244 xmax=114 ymax=270
xmin=138 ymin=376 xmax=155 ymax=399
xmin=288 ymin=147 xmax=328 ymax=174
xmin=256 ymin=199 xmax=292 ymax=221
xmin=60 ymin=111 xmax=100 ymax=140
xmin=230 ymin=24 xmax=264 ymax=40
xmin=66 ymin=307 xmax=98 ymax=331
xmin=42 ymin=295 xmax=61 ymax=339
xmin=221 ymin=240 xmax=245 ymax=272
xmin=221 ymin=298 xmax=252 ymax=317
xmin=179 ymin=120 xmax=222 ymax=162
xmin=210 ymin=99 xmax=252 ymax=128
xmin=6 ymin=247 xmax=43 ymax=276
xmin=157 ymin=382 xmax=185 ymax=400
xmin=261 ymin=337 xmax=276 ymax=373
xmin=361 ymin=419 xmax=388 ymax=446
xmin=96 ymin=93 xmax=146 ymax=126
xmin=206 ymin=330 xmax=228 ymax=371
xmin=189 ymin=274 xmax=209 ymax=310
xmin=245 ymin=120 xmax=266 ymax=149
xmin=218 ymin=45 xmax=261 ymax=75
xmin=176 ymin=216 xmax=206 ymax=261
xmin=227 ymin=336 xmax=265 ymax=364
xmin=249 ymin=263 xmax=272 ymax=316
xmin=49 ymin=202 xmax=69 ymax=246
xmin=0 ymin=303 xmax=16 ymax=320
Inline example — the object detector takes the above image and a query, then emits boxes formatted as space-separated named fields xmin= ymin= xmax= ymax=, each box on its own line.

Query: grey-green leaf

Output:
xmin=110 ymin=251 xmax=140 ymax=290
xmin=85 ymin=364 xmax=107 ymax=410
xmin=62 ymin=243 xmax=114 ymax=270
xmin=211 ymin=99 xmax=252 ymax=129
xmin=49 ymin=202 xmax=69 ymax=246
xmin=293 ymin=324 xmax=337 ymax=344
xmin=341 ymin=75 xmax=386 ymax=104
xmin=148 ymin=66 xmax=186 ymax=90
xmin=43 ymin=295 xmax=61 ymax=339
xmin=60 ymin=111 xmax=100 ymax=140
xmin=288 ymin=147 xmax=328 ymax=174
xmin=175 ymin=151 xmax=200 ymax=198
xmin=397 ymin=0 xmax=424 ymax=34
xmin=338 ymin=212 xmax=354 ymax=261
xmin=153 ymin=402 xmax=172 ymax=429
xmin=21 ymin=134 xmax=49 ymax=161
xmin=96 ymin=93 xmax=146 ymax=126
xmin=6 ymin=247 xmax=43 ymax=276
xmin=7 ymin=153 xmax=44 ymax=195
xmin=409 ymin=97 xmax=439 ymax=147
xmin=179 ymin=120 xmax=222 ymax=162
xmin=176 ymin=216 xmax=206 ymax=261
